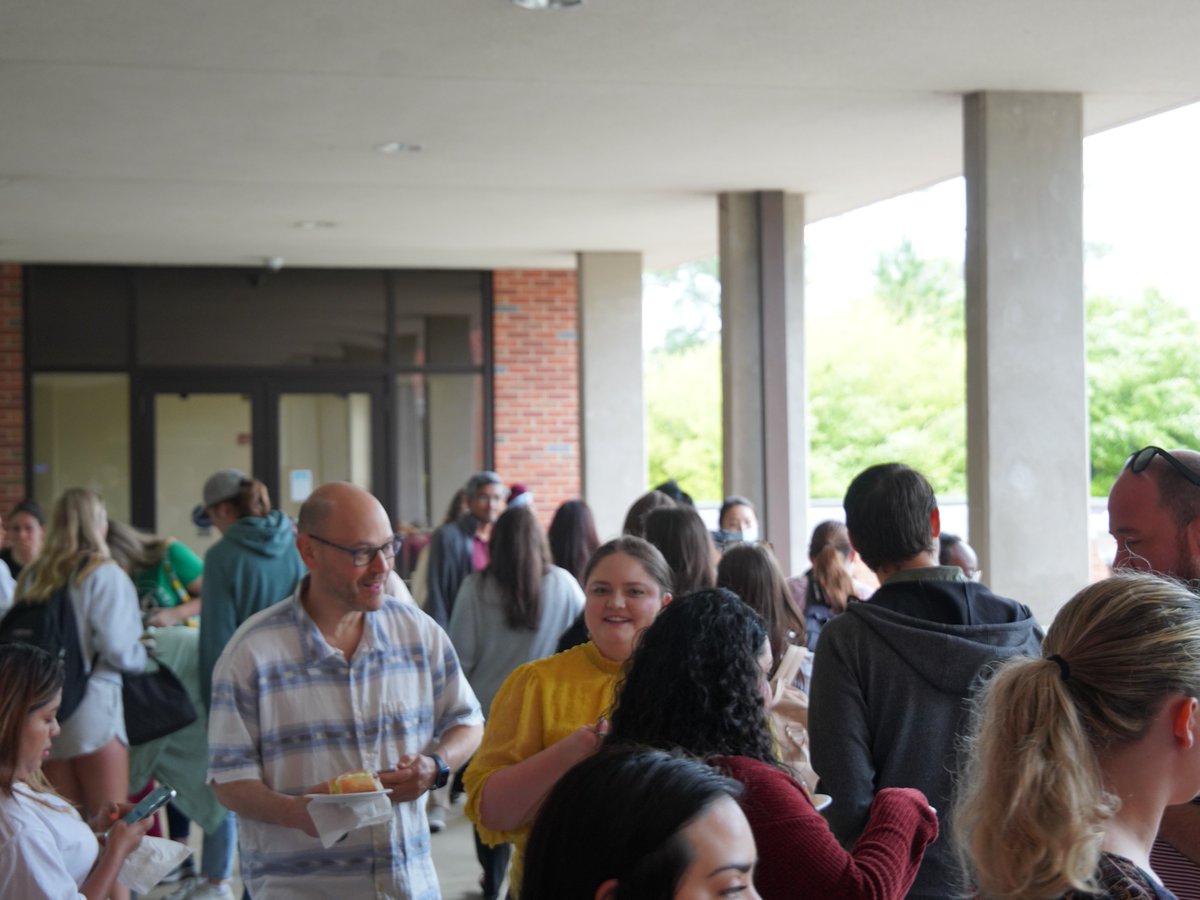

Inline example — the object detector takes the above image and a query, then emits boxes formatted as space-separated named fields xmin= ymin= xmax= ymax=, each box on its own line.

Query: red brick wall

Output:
xmin=0 ymin=264 xmax=23 ymax=513
xmin=492 ymin=270 xmax=581 ymax=529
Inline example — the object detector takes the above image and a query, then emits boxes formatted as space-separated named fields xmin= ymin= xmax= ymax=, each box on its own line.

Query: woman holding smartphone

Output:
xmin=0 ymin=643 xmax=152 ymax=899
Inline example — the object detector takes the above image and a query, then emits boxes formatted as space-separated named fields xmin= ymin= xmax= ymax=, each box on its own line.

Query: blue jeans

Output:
xmin=200 ymin=811 xmax=237 ymax=881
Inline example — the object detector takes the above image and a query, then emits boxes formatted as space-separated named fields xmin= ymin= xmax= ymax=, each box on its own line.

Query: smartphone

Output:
xmin=120 ymin=783 xmax=176 ymax=826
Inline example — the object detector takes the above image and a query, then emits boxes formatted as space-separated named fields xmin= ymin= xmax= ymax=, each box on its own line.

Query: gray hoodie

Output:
xmin=809 ymin=572 xmax=1043 ymax=900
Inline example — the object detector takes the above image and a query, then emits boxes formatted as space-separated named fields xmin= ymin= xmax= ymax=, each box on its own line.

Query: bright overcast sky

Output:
xmin=646 ymin=100 xmax=1200 ymax=345
xmin=805 ymin=100 xmax=1200 ymax=317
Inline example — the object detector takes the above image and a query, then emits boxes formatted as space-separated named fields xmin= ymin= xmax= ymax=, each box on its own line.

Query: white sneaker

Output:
xmin=163 ymin=879 xmax=233 ymax=900
xmin=188 ymin=884 xmax=233 ymax=900
xmin=163 ymin=877 xmax=203 ymax=900
xmin=428 ymin=804 xmax=448 ymax=833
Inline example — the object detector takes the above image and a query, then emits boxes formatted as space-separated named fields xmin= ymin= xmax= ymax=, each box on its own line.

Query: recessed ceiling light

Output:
xmin=294 ymin=220 xmax=338 ymax=230
xmin=512 ymin=0 xmax=584 ymax=7
xmin=375 ymin=141 xmax=423 ymax=155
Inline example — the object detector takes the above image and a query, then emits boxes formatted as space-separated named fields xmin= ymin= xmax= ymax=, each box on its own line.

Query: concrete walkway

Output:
xmin=431 ymin=800 xmax=503 ymax=900
xmin=144 ymin=799 xmax=498 ymax=899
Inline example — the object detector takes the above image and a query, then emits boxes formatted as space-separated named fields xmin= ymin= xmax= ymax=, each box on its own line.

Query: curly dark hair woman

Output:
xmin=607 ymin=589 xmax=938 ymax=900
xmin=610 ymin=588 xmax=777 ymax=763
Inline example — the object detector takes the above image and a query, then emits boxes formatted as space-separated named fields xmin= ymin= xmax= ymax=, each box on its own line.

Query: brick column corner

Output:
xmin=492 ymin=270 xmax=581 ymax=529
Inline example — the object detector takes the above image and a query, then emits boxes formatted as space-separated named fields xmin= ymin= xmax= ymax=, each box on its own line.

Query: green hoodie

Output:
xmin=198 ymin=510 xmax=306 ymax=709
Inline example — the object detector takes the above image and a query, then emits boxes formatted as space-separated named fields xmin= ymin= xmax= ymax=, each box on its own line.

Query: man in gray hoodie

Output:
xmin=809 ymin=463 xmax=1042 ymax=900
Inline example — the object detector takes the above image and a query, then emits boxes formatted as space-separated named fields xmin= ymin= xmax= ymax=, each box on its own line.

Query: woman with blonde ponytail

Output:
xmin=955 ymin=572 xmax=1200 ymax=900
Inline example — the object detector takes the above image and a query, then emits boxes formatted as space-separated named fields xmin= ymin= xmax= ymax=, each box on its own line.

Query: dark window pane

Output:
xmin=395 ymin=373 xmax=484 ymax=527
xmin=393 ymin=271 xmax=484 ymax=367
xmin=27 ymin=267 xmax=131 ymax=368
xmin=134 ymin=268 xmax=387 ymax=367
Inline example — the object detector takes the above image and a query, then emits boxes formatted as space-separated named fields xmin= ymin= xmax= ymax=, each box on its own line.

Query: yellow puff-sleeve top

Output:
xmin=464 ymin=641 xmax=623 ymax=897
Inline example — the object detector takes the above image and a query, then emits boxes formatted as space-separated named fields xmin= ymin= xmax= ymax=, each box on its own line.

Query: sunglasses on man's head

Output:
xmin=1126 ymin=446 xmax=1200 ymax=489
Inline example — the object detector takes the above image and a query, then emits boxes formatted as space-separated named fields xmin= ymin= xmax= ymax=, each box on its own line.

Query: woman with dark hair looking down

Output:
xmin=522 ymin=747 xmax=759 ymax=900
xmin=0 ymin=643 xmax=152 ymax=899
xmin=607 ymin=589 xmax=937 ymax=899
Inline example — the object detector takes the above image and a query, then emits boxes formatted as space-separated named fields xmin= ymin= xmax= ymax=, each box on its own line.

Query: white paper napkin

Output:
xmin=307 ymin=793 xmax=393 ymax=848
xmin=117 ymin=835 xmax=193 ymax=894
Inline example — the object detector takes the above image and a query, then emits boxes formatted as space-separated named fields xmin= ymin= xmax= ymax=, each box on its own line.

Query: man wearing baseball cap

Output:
xmin=196 ymin=469 xmax=305 ymax=710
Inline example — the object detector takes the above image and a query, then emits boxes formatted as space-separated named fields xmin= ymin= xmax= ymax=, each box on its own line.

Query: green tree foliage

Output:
xmin=645 ymin=340 xmax=723 ymax=502
xmin=807 ymin=295 xmax=966 ymax=498
xmin=644 ymin=244 xmax=1200 ymax=505
xmin=646 ymin=259 xmax=721 ymax=353
xmin=873 ymin=239 xmax=965 ymax=341
xmin=1087 ymin=288 xmax=1200 ymax=495
xmin=808 ymin=242 xmax=968 ymax=498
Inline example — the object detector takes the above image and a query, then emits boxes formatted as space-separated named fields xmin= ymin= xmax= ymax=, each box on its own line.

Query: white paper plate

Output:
xmin=305 ymin=790 xmax=390 ymax=803
xmin=813 ymin=793 xmax=832 ymax=812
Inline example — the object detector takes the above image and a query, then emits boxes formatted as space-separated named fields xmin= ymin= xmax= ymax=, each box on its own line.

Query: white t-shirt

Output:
xmin=0 ymin=783 xmax=97 ymax=898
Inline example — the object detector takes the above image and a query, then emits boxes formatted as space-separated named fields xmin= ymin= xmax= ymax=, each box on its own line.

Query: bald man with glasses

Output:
xmin=208 ymin=481 xmax=483 ymax=899
xmin=1109 ymin=446 xmax=1200 ymax=898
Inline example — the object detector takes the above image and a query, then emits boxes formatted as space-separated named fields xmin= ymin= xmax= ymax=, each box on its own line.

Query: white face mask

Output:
xmin=739 ymin=525 xmax=760 ymax=543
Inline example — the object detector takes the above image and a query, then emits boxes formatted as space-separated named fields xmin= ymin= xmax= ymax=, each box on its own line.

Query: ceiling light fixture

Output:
xmin=375 ymin=141 xmax=423 ymax=155
xmin=512 ymin=0 xmax=584 ymax=7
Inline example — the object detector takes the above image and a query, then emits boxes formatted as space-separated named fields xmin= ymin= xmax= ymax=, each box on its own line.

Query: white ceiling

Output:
xmin=2 ymin=0 xmax=1198 ymax=270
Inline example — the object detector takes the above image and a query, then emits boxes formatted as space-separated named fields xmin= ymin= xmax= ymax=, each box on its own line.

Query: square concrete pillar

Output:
xmin=719 ymin=192 xmax=808 ymax=574
xmin=577 ymin=251 xmax=645 ymax=538
xmin=964 ymin=91 xmax=1090 ymax=622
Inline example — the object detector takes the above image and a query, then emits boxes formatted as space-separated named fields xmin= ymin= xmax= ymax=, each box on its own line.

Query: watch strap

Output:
xmin=429 ymin=753 xmax=450 ymax=791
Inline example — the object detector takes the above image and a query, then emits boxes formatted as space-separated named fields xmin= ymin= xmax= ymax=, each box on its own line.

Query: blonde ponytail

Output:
xmin=955 ymin=572 xmax=1200 ymax=899
xmin=955 ymin=656 xmax=1111 ymax=898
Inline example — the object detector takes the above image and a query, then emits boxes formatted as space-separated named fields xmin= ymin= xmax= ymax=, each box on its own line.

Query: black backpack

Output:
xmin=0 ymin=581 xmax=92 ymax=721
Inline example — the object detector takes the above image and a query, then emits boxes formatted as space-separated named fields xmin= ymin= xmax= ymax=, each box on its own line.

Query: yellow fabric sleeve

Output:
xmin=463 ymin=642 xmax=621 ymax=897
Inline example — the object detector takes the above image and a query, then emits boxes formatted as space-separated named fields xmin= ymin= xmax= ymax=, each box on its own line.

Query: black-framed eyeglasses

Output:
xmin=1127 ymin=446 xmax=1200 ymax=489
xmin=308 ymin=534 xmax=402 ymax=567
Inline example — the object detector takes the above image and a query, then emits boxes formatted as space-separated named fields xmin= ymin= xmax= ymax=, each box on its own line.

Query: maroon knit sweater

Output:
xmin=714 ymin=755 xmax=938 ymax=900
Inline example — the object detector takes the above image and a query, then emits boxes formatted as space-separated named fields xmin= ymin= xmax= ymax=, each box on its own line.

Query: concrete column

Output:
xmin=577 ymin=251 xmax=645 ymax=539
xmin=719 ymin=192 xmax=808 ymax=574
xmin=964 ymin=91 xmax=1090 ymax=623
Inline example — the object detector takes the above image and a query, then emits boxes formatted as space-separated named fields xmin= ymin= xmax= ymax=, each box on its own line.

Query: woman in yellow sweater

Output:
xmin=464 ymin=535 xmax=673 ymax=899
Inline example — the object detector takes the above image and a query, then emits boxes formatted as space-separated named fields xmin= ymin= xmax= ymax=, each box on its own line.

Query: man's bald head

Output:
xmin=298 ymin=482 xmax=389 ymax=539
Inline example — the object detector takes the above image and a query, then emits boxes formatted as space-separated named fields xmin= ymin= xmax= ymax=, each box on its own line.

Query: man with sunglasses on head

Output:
xmin=1109 ymin=445 xmax=1200 ymax=898
xmin=208 ymin=481 xmax=483 ymax=900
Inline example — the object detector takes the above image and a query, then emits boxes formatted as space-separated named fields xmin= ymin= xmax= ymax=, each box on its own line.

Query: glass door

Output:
xmin=275 ymin=391 xmax=374 ymax=521
xmin=132 ymin=374 xmax=389 ymax=541
xmin=153 ymin=392 xmax=254 ymax=558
